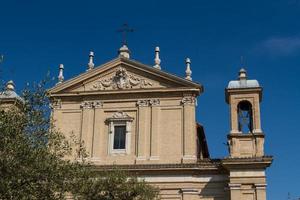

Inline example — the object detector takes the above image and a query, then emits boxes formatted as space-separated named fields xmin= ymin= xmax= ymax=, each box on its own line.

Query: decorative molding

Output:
xmin=136 ymin=99 xmax=149 ymax=107
xmin=93 ymin=101 xmax=103 ymax=108
xmin=136 ymin=156 xmax=147 ymax=161
xmin=182 ymin=155 xmax=197 ymax=161
xmin=149 ymin=156 xmax=159 ymax=161
xmin=107 ymin=113 xmax=133 ymax=155
xmin=50 ymin=99 xmax=62 ymax=109
xmin=112 ymin=111 xmax=131 ymax=119
xmin=137 ymin=99 xmax=160 ymax=107
xmin=228 ymin=183 xmax=241 ymax=190
xmin=180 ymin=188 xmax=199 ymax=194
xmin=149 ymin=99 xmax=160 ymax=106
xmin=107 ymin=111 xmax=134 ymax=122
xmin=254 ymin=183 xmax=267 ymax=190
xmin=80 ymin=101 xmax=103 ymax=109
xmin=140 ymin=174 xmax=227 ymax=183
xmin=92 ymin=67 xmax=153 ymax=90
xmin=181 ymin=96 xmax=196 ymax=105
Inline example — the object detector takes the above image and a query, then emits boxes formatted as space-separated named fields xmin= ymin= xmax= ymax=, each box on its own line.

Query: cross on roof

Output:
xmin=117 ymin=23 xmax=134 ymax=46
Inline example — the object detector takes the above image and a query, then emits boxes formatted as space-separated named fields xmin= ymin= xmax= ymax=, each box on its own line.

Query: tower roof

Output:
xmin=0 ymin=80 xmax=24 ymax=103
xmin=227 ymin=68 xmax=260 ymax=89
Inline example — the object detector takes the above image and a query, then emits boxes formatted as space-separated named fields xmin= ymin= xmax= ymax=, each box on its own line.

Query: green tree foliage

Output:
xmin=0 ymin=79 xmax=158 ymax=200
xmin=73 ymin=169 xmax=158 ymax=200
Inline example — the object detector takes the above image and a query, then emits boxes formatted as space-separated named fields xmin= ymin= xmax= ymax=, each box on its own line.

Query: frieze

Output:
xmin=91 ymin=67 xmax=153 ymax=90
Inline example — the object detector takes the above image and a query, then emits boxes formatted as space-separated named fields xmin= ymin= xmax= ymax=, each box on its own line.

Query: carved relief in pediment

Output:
xmin=91 ymin=67 xmax=153 ymax=90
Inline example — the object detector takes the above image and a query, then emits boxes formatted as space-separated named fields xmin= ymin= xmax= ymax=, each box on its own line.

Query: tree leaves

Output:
xmin=0 ymin=79 xmax=158 ymax=200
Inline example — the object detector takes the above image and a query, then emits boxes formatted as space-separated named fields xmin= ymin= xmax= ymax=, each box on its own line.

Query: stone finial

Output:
xmin=6 ymin=80 xmax=15 ymax=91
xmin=153 ymin=46 xmax=161 ymax=70
xmin=57 ymin=64 xmax=64 ymax=84
xmin=118 ymin=45 xmax=130 ymax=59
xmin=87 ymin=51 xmax=95 ymax=71
xmin=185 ymin=58 xmax=192 ymax=81
xmin=238 ymin=68 xmax=247 ymax=80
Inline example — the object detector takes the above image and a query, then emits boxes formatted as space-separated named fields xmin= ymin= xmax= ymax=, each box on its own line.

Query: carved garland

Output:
xmin=106 ymin=111 xmax=134 ymax=122
xmin=91 ymin=67 xmax=153 ymax=90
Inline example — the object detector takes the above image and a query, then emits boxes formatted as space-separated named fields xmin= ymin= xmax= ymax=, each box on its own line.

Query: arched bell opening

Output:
xmin=237 ymin=100 xmax=253 ymax=133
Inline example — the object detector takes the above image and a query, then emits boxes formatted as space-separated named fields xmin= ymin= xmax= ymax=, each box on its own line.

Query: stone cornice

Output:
xmin=49 ymin=87 xmax=200 ymax=97
xmin=90 ymin=159 xmax=224 ymax=173
xmin=221 ymin=156 xmax=273 ymax=170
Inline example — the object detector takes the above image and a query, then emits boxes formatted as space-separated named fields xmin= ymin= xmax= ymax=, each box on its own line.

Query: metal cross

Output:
xmin=240 ymin=55 xmax=245 ymax=66
xmin=117 ymin=23 xmax=134 ymax=46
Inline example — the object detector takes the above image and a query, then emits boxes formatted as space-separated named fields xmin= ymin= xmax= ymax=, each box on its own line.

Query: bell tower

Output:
xmin=223 ymin=68 xmax=272 ymax=200
xmin=225 ymin=68 xmax=264 ymax=158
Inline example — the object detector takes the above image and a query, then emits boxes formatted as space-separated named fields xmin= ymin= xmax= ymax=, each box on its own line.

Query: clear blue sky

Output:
xmin=0 ymin=0 xmax=299 ymax=199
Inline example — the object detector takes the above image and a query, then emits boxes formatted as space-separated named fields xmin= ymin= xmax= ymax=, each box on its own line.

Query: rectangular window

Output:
xmin=113 ymin=125 xmax=126 ymax=150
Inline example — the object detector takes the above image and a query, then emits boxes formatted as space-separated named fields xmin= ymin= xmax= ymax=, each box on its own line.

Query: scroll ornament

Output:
xmin=92 ymin=67 xmax=153 ymax=90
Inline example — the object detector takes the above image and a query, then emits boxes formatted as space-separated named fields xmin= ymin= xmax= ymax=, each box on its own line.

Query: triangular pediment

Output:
xmin=48 ymin=57 xmax=202 ymax=94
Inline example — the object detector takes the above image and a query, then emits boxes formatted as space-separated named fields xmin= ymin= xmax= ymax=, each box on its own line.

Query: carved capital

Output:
xmin=136 ymin=99 xmax=160 ymax=107
xmin=50 ymin=99 xmax=61 ymax=109
xmin=136 ymin=99 xmax=149 ymax=107
xmin=80 ymin=101 xmax=103 ymax=109
xmin=181 ymin=96 xmax=196 ymax=105
xmin=93 ymin=101 xmax=103 ymax=108
xmin=149 ymin=99 xmax=160 ymax=106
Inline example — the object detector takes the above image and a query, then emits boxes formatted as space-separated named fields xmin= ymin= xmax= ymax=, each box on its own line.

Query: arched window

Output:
xmin=237 ymin=100 xmax=253 ymax=133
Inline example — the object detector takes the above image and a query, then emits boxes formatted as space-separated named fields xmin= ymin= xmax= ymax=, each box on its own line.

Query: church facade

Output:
xmin=2 ymin=44 xmax=272 ymax=200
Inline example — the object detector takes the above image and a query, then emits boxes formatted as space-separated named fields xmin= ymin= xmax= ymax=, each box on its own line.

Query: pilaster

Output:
xmin=181 ymin=96 xmax=197 ymax=163
xmin=136 ymin=100 xmax=148 ymax=161
xmin=150 ymin=100 xmax=160 ymax=160
xmin=91 ymin=101 xmax=103 ymax=161
xmin=181 ymin=188 xmax=199 ymax=200
xmin=80 ymin=101 xmax=94 ymax=157
xmin=255 ymin=184 xmax=267 ymax=200
xmin=228 ymin=183 xmax=241 ymax=200
xmin=80 ymin=101 xmax=102 ymax=158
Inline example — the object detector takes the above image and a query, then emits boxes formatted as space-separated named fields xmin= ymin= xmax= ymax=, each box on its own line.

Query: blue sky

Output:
xmin=1 ymin=0 xmax=300 ymax=199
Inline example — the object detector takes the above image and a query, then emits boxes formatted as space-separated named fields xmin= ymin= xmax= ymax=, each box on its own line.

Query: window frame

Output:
xmin=113 ymin=124 xmax=127 ymax=150
xmin=107 ymin=111 xmax=133 ymax=155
